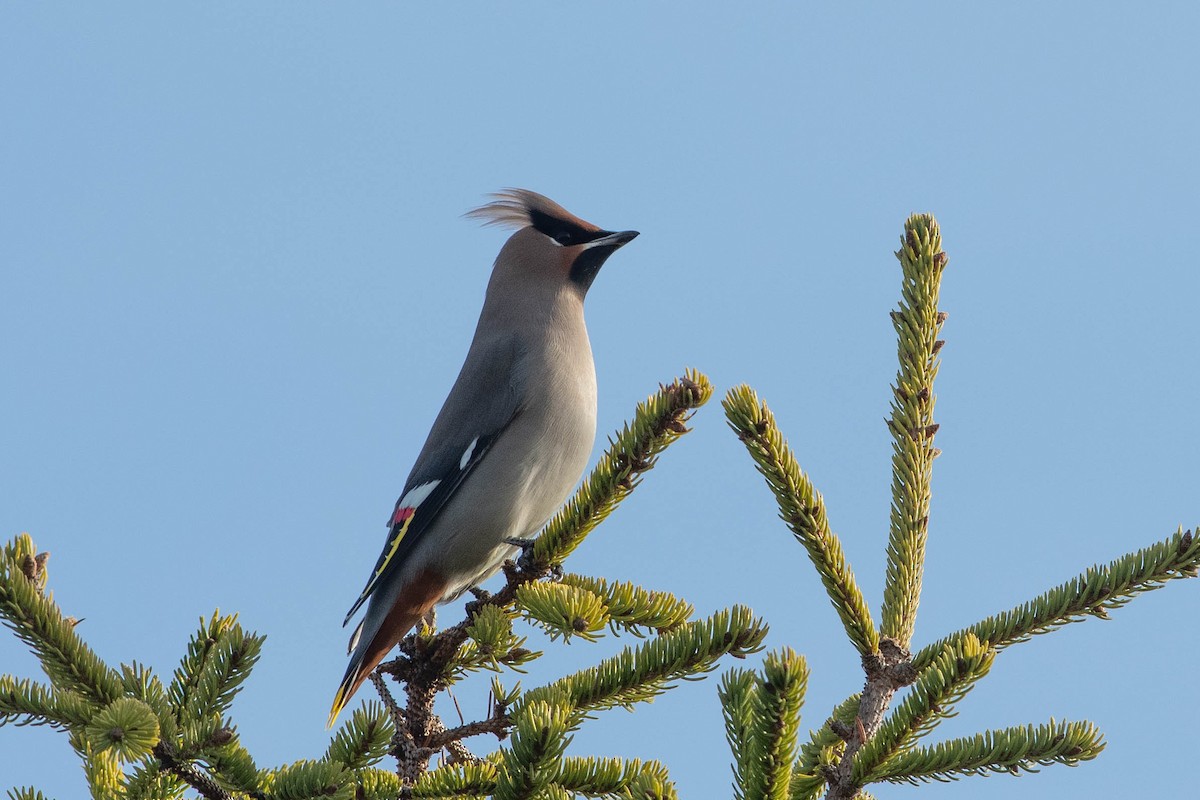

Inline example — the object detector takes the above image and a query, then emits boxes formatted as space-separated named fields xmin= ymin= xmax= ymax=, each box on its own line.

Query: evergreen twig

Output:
xmin=0 ymin=676 xmax=91 ymax=730
xmin=493 ymin=700 xmax=572 ymax=800
xmin=723 ymin=388 xmax=879 ymax=658
xmin=875 ymin=719 xmax=1105 ymax=783
xmin=852 ymin=635 xmax=993 ymax=786
xmin=719 ymin=669 xmax=758 ymax=800
xmin=404 ymin=761 xmax=499 ymax=799
xmin=519 ymin=606 xmax=767 ymax=717
xmin=720 ymin=650 xmax=809 ymax=800
xmin=791 ymin=695 xmax=860 ymax=800
xmin=880 ymin=214 xmax=947 ymax=648
xmin=152 ymin=742 xmax=234 ymax=800
xmin=0 ymin=536 xmax=122 ymax=707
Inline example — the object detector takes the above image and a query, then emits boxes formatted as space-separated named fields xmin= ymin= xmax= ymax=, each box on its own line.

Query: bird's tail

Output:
xmin=328 ymin=570 xmax=448 ymax=727
xmin=328 ymin=662 xmax=366 ymax=729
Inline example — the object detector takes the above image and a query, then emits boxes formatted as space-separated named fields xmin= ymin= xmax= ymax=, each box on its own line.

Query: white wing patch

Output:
xmin=399 ymin=480 xmax=439 ymax=511
xmin=347 ymin=618 xmax=364 ymax=655
xmin=459 ymin=437 xmax=479 ymax=470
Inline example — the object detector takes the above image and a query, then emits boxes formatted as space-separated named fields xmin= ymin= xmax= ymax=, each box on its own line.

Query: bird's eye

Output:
xmin=552 ymin=231 xmax=573 ymax=245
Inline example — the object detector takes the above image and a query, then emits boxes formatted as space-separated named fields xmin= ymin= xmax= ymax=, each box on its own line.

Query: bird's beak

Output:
xmin=568 ymin=229 xmax=638 ymax=293
xmin=584 ymin=230 xmax=640 ymax=249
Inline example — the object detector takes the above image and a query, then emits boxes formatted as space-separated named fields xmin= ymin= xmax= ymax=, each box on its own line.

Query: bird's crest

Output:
xmin=465 ymin=188 xmax=598 ymax=233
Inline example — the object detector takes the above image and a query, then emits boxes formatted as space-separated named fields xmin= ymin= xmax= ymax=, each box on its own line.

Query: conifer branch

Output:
xmin=0 ymin=535 xmax=122 ymax=707
xmin=426 ymin=714 xmax=511 ymax=750
xmin=151 ymin=742 xmax=236 ymax=800
xmin=124 ymin=762 xmax=190 ymax=800
xmin=519 ymin=605 xmax=767 ymax=716
xmin=0 ymin=536 xmax=267 ymax=800
xmin=550 ymin=756 xmax=674 ymax=798
xmin=558 ymin=574 xmax=693 ymax=635
xmin=720 ymin=650 xmax=810 ymax=800
xmin=450 ymin=611 xmax=537 ymax=681
xmin=8 ymin=789 xmax=55 ymax=800
xmin=201 ymin=736 xmax=260 ymax=797
xmin=790 ymin=485 xmax=1196 ymax=798
xmin=75 ymin=730 xmax=124 ymax=800
xmin=84 ymin=697 xmax=161 ymax=764
xmin=325 ymin=701 xmax=394 ymax=769
xmin=875 ymin=719 xmax=1104 ymax=783
xmin=261 ymin=759 xmax=350 ymax=799
xmin=493 ymin=700 xmax=573 ymax=800
xmin=515 ymin=582 xmax=610 ymax=643
xmin=819 ymin=640 xmax=917 ymax=800
xmin=168 ymin=613 xmax=264 ymax=723
xmin=755 ymin=650 xmax=809 ymax=800
xmin=880 ymin=214 xmax=947 ymax=648
xmin=912 ymin=527 xmax=1200 ymax=672
xmin=791 ymin=695 xmax=859 ymax=800
xmin=0 ymin=676 xmax=91 ymax=729
xmin=723 ymin=387 xmax=879 ymax=658
xmin=118 ymin=662 xmax=178 ymax=746
xmin=423 ymin=683 xmax=513 ymax=755
xmin=852 ymin=634 xmax=993 ymax=785
xmin=355 ymin=768 xmax=404 ymax=800
xmin=405 ymin=761 xmax=499 ymax=799
xmin=720 ymin=669 xmax=758 ymax=800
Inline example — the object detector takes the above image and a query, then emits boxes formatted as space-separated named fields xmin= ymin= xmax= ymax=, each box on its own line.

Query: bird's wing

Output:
xmin=342 ymin=334 xmax=525 ymax=625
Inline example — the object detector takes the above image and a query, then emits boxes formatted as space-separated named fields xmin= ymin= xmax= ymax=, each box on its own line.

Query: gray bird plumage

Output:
xmin=330 ymin=190 xmax=638 ymax=723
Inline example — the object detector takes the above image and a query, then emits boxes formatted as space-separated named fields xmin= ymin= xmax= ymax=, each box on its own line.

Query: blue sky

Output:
xmin=2 ymin=4 xmax=1198 ymax=798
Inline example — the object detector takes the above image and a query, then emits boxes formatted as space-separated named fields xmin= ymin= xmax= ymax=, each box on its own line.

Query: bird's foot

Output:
xmin=502 ymin=536 xmax=561 ymax=579
xmin=503 ymin=536 xmax=538 ymax=572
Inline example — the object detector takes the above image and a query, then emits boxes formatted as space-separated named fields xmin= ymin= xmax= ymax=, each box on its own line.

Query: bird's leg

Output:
xmin=421 ymin=607 xmax=437 ymax=631
xmin=462 ymin=586 xmax=493 ymax=620
xmin=502 ymin=536 xmax=535 ymax=549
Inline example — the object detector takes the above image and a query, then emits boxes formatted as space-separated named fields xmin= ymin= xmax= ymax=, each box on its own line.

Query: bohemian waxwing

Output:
xmin=330 ymin=190 xmax=638 ymax=722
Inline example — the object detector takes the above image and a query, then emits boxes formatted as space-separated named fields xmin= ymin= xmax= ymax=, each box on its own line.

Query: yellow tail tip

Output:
xmin=328 ymin=684 xmax=350 ymax=729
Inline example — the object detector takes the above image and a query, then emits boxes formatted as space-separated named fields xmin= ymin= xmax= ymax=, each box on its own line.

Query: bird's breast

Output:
xmin=423 ymin=326 xmax=597 ymax=596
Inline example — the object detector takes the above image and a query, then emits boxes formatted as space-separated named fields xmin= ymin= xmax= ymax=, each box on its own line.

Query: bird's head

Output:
xmin=467 ymin=189 xmax=639 ymax=297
